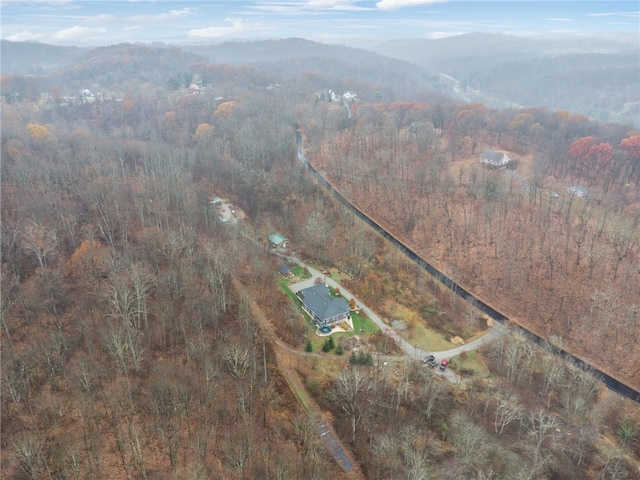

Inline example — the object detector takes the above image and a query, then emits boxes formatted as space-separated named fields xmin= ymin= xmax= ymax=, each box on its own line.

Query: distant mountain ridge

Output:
xmin=2 ymin=35 xmax=638 ymax=126
xmin=182 ymin=38 xmax=438 ymax=101
xmin=1 ymin=40 xmax=86 ymax=74
xmin=371 ymin=33 xmax=640 ymax=126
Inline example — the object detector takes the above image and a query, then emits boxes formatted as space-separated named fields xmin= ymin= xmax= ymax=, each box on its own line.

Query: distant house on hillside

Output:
xmin=480 ymin=150 xmax=511 ymax=168
xmin=296 ymin=284 xmax=350 ymax=326
xmin=342 ymin=91 xmax=357 ymax=101
xmin=268 ymin=233 xmax=290 ymax=249
xmin=318 ymin=89 xmax=337 ymax=102
xmin=567 ymin=185 xmax=588 ymax=197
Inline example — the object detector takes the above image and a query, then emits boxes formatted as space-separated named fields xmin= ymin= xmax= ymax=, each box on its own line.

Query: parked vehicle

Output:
xmin=429 ymin=360 xmax=438 ymax=368
xmin=439 ymin=359 xmax=448 ymax=371
xmin=421 ymin=354 xmax=435 ymax=364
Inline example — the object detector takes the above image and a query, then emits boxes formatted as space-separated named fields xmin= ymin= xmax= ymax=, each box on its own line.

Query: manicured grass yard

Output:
xmin=350 ymin=310 xmax=380 ymax=335
xmin=279 ymin=279 xmax=381 ymax=352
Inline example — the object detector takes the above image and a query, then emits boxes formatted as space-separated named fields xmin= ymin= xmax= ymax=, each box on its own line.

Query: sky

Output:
xmin=1 ymin=0 xmax=638 ymax=47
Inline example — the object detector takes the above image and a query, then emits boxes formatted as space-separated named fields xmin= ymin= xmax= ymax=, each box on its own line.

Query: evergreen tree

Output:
xmin=305 ymin=340 xmax=313 ymax=352
xmin=322 ymin=340 xmax=331 ymax=352
xmin=327 ymin=335 xmax=335 ymax=350
xmin=349 ymin=351 xmax=358 ymax=365
xmin=335 ymin=344 xmax=344 ymax=355
xmin=357 ymin=351 xmax=366 ymax=365
xmin=364 ymin=353 xmax=374 ymax=366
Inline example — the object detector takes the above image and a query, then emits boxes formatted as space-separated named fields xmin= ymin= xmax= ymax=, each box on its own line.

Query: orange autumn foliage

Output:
xmin=66 ymin=240 xmax=108 ymax=280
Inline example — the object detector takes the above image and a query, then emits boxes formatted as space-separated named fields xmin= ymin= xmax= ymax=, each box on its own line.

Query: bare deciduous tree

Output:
xmin=494 ymin=392 xmax=524 ymax=435
xmin=20 ymin=221 xmax=58 ymax=268
xmin=329 ymin=366 xmax=372 ymax=444
xmin=223 ymin=345 xmax=251 ymax=379
xmin=450 ymin=411 xmax=490 ymax=473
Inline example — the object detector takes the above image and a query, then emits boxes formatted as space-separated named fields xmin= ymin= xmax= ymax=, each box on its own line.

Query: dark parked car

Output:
xmin=439 ymin=359 xmax=449 ymax=371
xmin=421 ymin=354 xmax=435 ymax=364
xmin=429 ymin=359 xmax=438 ymax=368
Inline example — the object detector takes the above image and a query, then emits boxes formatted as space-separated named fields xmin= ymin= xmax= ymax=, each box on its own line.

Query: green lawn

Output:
xmin=350 ymin=310 xmax=380 ymax=335
xmin=401 ymin=321 xmax=453 ymax=352
xmin=449 ymin=351 xmax=490 ymax=377
xmin=291 ymin=265 xmax=311 ymax=279
xmin=279 ymin=280 xmax=381 ymax=353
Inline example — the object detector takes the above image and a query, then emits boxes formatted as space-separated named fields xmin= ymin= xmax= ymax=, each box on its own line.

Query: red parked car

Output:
xmin=439 ymin=359 xmax=448 ymax=371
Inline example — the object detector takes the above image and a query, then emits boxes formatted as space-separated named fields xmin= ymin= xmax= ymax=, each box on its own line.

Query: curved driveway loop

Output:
xmin=287 ymin=257 xmax=505 ymax=385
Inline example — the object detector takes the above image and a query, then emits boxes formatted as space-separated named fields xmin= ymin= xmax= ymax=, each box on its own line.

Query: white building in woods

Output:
xmin=480 ymin=150 xmax=511 ymax=168
xmin=566 ymin=186 xmax=588 ymax=197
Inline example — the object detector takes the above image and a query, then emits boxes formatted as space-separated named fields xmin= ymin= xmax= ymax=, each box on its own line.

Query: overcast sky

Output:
xmin=2 ymin=0 xmax=638 ymax=47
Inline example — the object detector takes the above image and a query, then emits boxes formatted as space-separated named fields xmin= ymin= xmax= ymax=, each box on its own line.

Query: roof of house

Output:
xmin=280 ymin=264 xmax=291 ymax=275
xmin=567 ymin=186 xmax=588 ymax=196
xmin=481 ymin=150 xmax=510 ymax=163
xmin=269 ymin=233 xmax=289 ymax=245
xmin=297 ymin=284 xmax=349 ymax=322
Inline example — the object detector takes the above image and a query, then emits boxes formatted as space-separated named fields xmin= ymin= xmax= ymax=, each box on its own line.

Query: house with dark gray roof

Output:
xmin=296 ymin=284 xmax=350 ymax=326
xmin=480 ymin=150 xmax=511 ymax=168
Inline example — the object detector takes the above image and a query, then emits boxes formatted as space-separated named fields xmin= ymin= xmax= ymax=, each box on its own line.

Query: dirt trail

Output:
xmin=232 ymin=278 xmax=364 ymax=478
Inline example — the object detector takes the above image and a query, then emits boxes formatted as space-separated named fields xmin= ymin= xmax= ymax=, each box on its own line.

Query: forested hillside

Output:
xmin=373 ymin=33 xmax=640 ymax=126
xmin=184 ymin=38 xmax=440 ymax=102
xmin=1 ymin=41 xmax=639 ymax=479
xmin=0 ymin=40 xmax=85 ymax=75
xmin=306 ymin=100 xmax=640 ymax=390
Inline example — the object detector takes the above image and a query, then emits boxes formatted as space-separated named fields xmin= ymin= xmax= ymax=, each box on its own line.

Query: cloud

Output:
xmin=303 ymin=0 xmax=370 ymax=10
xmin=126 ymin=7 xmax=194 ymax=24
xmin=51 ymin=25 xmax=107 ymax=40
xmin=188 ymin=18 xmax=252 ymax=39
xmin=546 ymin=18 xmax=572 ymax=23
xmin=586 ymin=11 xmax=639 ymax=17
xmin=0 ymin=0 xmax=72 ymax=4
xmin=5 ymin=29 xmax=47 ymax=41
xmin=427 ymin=31 xmax=465 ymax=39
xmin=253 ymin=0 xmax=370 ymax=14
xmin=376 ymin=0 xmax=445 ymax=10
xmin=85 ymin=14 xmax=118 ymax=24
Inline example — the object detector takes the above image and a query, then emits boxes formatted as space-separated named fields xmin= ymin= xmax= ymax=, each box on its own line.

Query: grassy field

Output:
xmin=405 ymin=321 xmax=455 ymax=351
xmin=383 ymin=300 xmax=453 ymax=351
xmin=291 ymin=265 xmax=311 ymax=278
xmin=449 ymin=350 xmax=490 ymax=377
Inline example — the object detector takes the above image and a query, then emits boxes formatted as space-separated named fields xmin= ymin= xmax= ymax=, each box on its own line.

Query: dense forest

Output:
xmin=307 ymin=99 xmax=640 ymax=391
xmin=1 ymin=40 xmax=639 ymax=479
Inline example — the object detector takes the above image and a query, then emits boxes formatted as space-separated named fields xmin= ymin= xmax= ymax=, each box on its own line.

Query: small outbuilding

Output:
xmin=269 ymin=233 xmax=290 ymax=249
xmin=279 ymin=264 xmax=293 ymax=278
